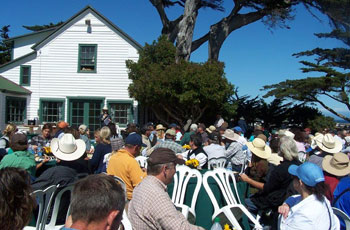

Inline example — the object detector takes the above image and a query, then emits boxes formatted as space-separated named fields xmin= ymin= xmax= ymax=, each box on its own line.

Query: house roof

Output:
xmin=32 ymin=5 xmax=142 ymax=50
xmin=5 ymin=27 xmax=57 ymax=42
xmin=0 ymin=75 xmax=31 ymax=95
xmin=0 ymin=51 xmax=36 ymax=69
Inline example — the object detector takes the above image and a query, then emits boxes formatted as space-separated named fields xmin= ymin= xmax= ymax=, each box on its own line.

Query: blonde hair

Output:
xmin=100 ymin=126 xmax=111 ymax=144
xmin=279 ymin=136 xmax=299 ymax=161
xmin=2 ymin=124 xmax=16 ymax=136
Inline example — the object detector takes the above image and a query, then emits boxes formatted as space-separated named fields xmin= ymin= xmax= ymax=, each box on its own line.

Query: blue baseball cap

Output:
xmin=288 ymin=162 xmax=325 ymax=187
xmin=233 ymin=126 xmax=243 ymax=133
xmin=169 ymin=123 xmax=177 ymax=128
xmin=125 ymin=133 xmax=146 ymax=147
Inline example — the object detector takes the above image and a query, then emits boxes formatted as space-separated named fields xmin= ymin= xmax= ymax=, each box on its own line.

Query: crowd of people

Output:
xmin=0 ymin=113 xmax=350 ymax=230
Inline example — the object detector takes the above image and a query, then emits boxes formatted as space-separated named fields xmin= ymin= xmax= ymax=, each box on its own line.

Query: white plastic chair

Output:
xmin=203 ymin=168 xmax=262 ymax=230
xmin=135 ymin=156 xmax=148 ymax=169
xmin=208 ymin=157 xmax=227 ymax=170
xmin=333 ymin=207 xmax=350 ymax=230
xmin=24 ymin=185 xmax=58 ymax=230
xmin=45 ymin=184 xmax=74 ymax=230
xmin=172 ymin=165 xmax=202 ymax=223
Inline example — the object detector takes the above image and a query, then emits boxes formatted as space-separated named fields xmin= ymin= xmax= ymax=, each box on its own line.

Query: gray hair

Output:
xmin=147 ymin=162 xmax=174 ymax=176
xmin=279 ymin=136 xmax=299 ymax=161
xmin=190 ymin=124 xmax=198 ymax=132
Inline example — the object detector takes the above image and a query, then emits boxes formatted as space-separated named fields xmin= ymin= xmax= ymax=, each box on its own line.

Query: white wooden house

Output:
xmin=0 ymin=6 xmax=141 ymax=133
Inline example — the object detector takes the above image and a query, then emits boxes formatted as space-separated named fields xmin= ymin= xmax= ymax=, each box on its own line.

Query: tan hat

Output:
xmin=165 ymin=129 xmax=176 ymax=136
xmin=102 ymin=105 xmax=108 ymax=110
xmin=315 ymin=133 xmax=342 ymax=154
xmin=206 ymin=125 xmax=216 ymax=133
xmin=322 ymin=153 xmax=350 ymax=176
xmin=223 ymin=129 xmax=239 ymax=141
xmin=156 ymin=124 xmax=166 ymax=131
xmin=247 ymin=138 xmax=272 ymax=159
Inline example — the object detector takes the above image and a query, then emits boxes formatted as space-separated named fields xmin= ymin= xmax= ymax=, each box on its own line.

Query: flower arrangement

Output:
xmin=43 ymin=146 xmax=51 ymax=154
xmin=185 ymin=158 xmax=200 ymax=169
xmin=182 ymin=144 xmax=191 ymax=150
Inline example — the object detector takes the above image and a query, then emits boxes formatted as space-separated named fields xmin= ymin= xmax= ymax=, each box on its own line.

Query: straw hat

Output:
xmin=156 ymin=124 xmax=166 ymax=131
xmin=247 ymin=138 xmax=272 ymax=159
xmin=206 ymin=125 xmax=216 ymax=133
xmin=322 ymin=153 xmax=350 ymax=176
xmin=51 ymin=133 xmax=86 ymax=161
xmin=314 ymin=133 xmax=342 ymax=154
xmin=223 ymin=129 xmax=239 ymax=141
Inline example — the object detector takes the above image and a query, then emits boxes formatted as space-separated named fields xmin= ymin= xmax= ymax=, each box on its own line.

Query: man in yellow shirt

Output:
xmin=107 ymin=133 xmax=146 ymax=200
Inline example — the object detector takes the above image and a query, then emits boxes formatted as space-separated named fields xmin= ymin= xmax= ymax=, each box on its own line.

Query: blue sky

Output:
xmin=2 ymin=0 xmax=348 ymax=119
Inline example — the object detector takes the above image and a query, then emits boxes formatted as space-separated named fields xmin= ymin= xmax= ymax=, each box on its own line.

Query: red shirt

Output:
xmin=325 ymin=174 xmax=339 ymax=202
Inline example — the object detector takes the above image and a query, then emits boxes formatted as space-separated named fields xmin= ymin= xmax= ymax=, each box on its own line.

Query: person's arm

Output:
xmin=89 ymin=144 xmax=102 ymax=170
xmin=129 ymin=160 xmax=147 ymax=188
xmin=239 ymin=173 xmax=264 ymax=190
xmin=155 ymin=193 xmax=204 ymax=230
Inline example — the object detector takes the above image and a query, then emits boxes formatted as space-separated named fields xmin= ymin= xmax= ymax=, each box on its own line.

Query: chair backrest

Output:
xmin=46 ymin=184 xmax=74 ymax=229
xmin=31 ymin=184 xmax=58 ymax=230
xmin=203 ymin=168 xmax=242 ymax=215
xmin=172 ymin=165 xmax=202 ymax=212
xmin=112 ymin=175 xmax=127 ymax=202
xmin=333 ymin=207 xmax=350 ymax=230
xmin=208 ymin=157 xmax=227 ymax=170
xmin=135 ymin=156 xmax=148 ymax=169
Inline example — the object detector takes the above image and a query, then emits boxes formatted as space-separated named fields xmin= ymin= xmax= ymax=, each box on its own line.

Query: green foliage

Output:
xmin=22 ymin=21 xmax=63 ymax=32
xmin=0 ymin=25 xmax=11 ymax=65
xmin=307 ymin=115 xmax=336 ymax=132
xmin=126 ymin=36 xmax=235 ymax=125
xmin=233 ymin=93 xmax=322 ymax=128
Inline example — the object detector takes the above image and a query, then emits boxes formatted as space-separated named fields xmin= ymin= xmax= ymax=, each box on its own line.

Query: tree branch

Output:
xmin=311 ymin=95 xmax=350 ymax=122
xmin=191 ymin=32 xmax=209 ymax=53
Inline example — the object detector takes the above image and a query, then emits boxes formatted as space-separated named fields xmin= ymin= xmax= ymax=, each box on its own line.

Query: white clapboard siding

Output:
xmin=0 ymin=8 xmax=139 ymax=122
xmin=12 ymin=31 xmax=53 ymax=59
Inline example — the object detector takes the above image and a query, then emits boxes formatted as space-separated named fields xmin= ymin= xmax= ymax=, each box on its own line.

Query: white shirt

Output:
xmin=280 ymin=194 xmax=339 ymax=230
xmin=203 ymin=144 xmax=225 ymax=160
xmin=181 ymin=149 xmax=207 ymax=167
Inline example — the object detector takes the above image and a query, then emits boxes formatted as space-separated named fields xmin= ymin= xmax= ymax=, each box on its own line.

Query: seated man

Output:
xmin=62 ymin=173 xmax=125 ymax=230
xmin=128 ymin=148 xmax=204 ymax=230
xmin=107 ymin=133 xmax=146 ymax=200
xmin=148 ymin=129 xmax=185 ymax=155
xmin=0 ymin=133 xmax=36 ymax=177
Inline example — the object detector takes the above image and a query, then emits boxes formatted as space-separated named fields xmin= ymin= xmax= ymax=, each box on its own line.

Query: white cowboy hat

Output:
xmin=51 ymin=133 xmax=86 ymax=161
xmin=102 ymin=105 xmax=108 ymax=110
xmin=322 ymin=153 xmax=350 ymax=177
xmin=223 ymin=129 xmax=239 ymax=141
xmin=247 ymin=138 xmax=272 ymax=159
xmin=314 ymin=133 xmax=342 ymax=154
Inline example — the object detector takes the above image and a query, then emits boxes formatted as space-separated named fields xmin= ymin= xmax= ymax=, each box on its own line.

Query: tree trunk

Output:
xmin=175 ymin=0 xmax=201 ymax=62
xmin=208 ymin=11 xmax=265 ymax=60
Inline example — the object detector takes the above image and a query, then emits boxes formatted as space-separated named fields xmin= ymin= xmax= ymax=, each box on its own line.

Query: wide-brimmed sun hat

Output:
xmin=322 ymin=153 xmax=350 ymax=177
xmin=223 ymin=129 xmax=239 ymax=141
xmin=314 ymin=133 xmax=342 ymax=154
xmin=51 ymin=133 xmax=86 ymax=161
xmin=247 ymin=138 xmax=272 ymax=159
xmin=156 ymin=124 xmax=166 ymax=131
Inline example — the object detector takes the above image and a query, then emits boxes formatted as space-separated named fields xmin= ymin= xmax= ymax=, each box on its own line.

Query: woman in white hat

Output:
xmin=243 ymin=136 xmax=301 ymax=221
xmin=322 ymin=152 xmax=350 ymax=202
xmin=240 ymin=137 xmax=272 ymax=192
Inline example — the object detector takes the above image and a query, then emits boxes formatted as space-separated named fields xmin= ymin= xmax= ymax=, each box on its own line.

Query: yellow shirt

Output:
xmin=107 ymin=148 xmax=146 ymax=200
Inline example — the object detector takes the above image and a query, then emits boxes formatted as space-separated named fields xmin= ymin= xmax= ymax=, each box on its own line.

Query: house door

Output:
xmin=69 ymin=99 xmax=103 ymax=138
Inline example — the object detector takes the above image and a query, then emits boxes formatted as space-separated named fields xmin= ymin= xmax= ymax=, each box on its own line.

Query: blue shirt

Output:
xmin=333 ymin=176 xmax=350 ymax=230
xmin=89 ymin=143 xmax=111 ymax=173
